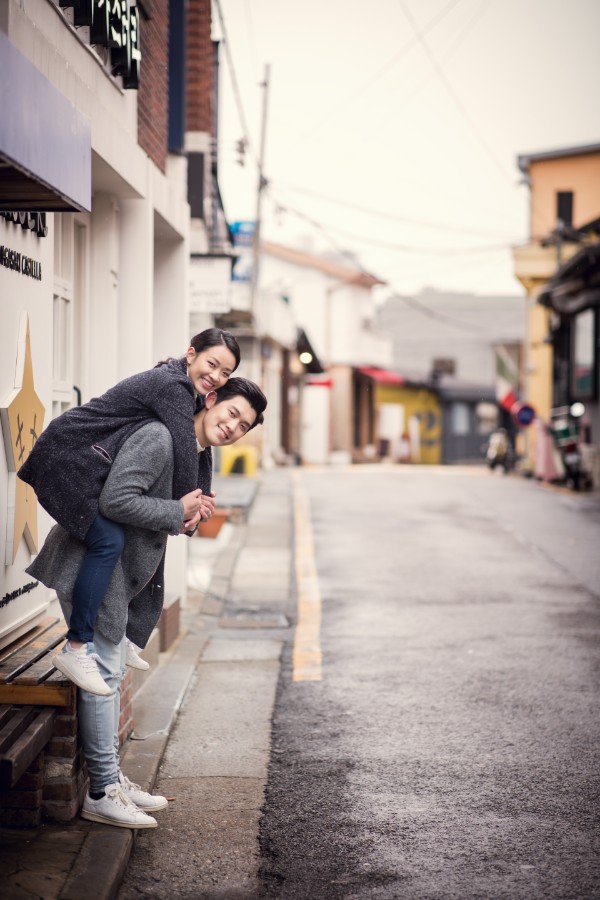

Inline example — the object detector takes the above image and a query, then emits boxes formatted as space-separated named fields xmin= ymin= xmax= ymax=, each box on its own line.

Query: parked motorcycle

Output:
xmin=549 ymin=403 xmax=593 ymax=491
xmin=485 ymin=428 xmax=514 ymax=474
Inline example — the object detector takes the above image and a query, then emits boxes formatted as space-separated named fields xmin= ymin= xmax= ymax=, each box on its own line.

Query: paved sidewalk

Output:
xmin=0 ymin=469 xmax=293 ymax=900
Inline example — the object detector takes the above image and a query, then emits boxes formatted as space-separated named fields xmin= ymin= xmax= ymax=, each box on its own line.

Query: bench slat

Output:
xmin=0 ymin=625 xmax=67 ymax=683
xmin=0 ymin=707 xmax=35 ymax=753
xmin=0 ymin=708 xmax=56 ymax=791
xmin=0 ymin=683 xmax=73 ymax=707
xmin=0 ymin=617 xmax=60 ymax=665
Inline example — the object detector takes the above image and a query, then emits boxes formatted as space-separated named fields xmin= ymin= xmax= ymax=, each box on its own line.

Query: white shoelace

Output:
xmin=105 ymin=783 xmax=140 ymax=810
xmin=72 ymin=649 xmax=103 ymax=675
xmin=120 ymin=773 xmax=142 ymax=792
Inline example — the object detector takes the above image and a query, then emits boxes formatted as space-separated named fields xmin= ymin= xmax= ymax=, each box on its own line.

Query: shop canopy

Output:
xmin=539 ymin=240 xmax=600 ymax=316
xmin=0 ymin=32 xmax=91 ymax=212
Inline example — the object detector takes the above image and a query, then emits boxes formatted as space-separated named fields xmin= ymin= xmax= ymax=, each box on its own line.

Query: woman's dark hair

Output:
xmin=155 ymin=328 xmax=241 ymax=371
xmin=189 ymin=328 xmax=241 ymax=371
xmin=213 ymin=377 xmax=267 ymax=430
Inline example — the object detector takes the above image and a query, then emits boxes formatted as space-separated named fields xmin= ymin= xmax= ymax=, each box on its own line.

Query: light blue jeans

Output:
xmin=59 ymin=597 xmax=126 ymax=793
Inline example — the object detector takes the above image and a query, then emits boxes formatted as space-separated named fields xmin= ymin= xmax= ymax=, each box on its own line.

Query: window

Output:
xmin=52 ymin=215 xmax=88 ymax=416
xmin=572 ymin=308 xmax=596 ymax=400
xmin=451 ymin=402 xmax=470 ymax=436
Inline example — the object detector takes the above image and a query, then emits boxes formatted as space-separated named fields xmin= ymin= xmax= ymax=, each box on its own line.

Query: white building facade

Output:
xmin=0 ymin=0 xmax=191 ymax=648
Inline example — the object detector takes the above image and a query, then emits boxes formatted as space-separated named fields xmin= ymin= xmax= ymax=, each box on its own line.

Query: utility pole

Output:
xmin=250 ymin=63 xmax=270 ymax=318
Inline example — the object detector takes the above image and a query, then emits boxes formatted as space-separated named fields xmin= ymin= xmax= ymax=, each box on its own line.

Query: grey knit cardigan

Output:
xmin=27 ymin=422 xmax=191 ymax=648
xmin=18 ymin=358 xmax=211 ymax=541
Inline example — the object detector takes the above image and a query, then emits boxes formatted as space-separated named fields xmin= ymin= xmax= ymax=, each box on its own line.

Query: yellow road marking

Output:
xmin=292 ymin=471 xmax=322 ymax=682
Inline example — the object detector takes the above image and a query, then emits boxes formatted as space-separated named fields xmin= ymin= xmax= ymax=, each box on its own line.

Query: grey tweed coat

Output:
xmin=18 ymin=358 xmax=209 ymax=541
xmin=26 ymin=422 xmax=196 ymax=648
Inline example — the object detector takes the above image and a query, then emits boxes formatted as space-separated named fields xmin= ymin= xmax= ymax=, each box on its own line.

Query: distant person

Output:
xmin=27 ymin=378 xmax=267 ymax=829
xmin=19 ymin=329 xmax=240 ymax=695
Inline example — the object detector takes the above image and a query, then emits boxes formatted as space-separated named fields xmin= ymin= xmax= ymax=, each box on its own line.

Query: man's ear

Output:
xmin=204 ymin=390 xmax=218 ymax=408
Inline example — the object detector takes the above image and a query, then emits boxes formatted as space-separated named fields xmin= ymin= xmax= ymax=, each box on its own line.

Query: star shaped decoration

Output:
xmin=1 ymin=315 xmax=45 ymax=564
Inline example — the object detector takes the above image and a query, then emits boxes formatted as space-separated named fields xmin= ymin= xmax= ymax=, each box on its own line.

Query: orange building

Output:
xmin=512 ymin=143 xmax=600 ymax=482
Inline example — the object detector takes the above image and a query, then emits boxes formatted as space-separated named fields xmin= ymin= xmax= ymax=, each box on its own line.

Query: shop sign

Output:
xmin=0 ymin=212 xmax=48 ymax=238
xmin=190 ymin=256 xmax=232 ymax=314
xmin=59 ymin=0 xmax=142 ymax=89
xmin=1 ymin=580 xmax=39 ymax=611
xmin=0 ymin=245 xmax=42 ymax=280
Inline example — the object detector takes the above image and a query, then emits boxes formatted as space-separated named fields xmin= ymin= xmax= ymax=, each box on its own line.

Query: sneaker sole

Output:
xmin=129 ymin=797 xmax=168 ymax=811
xmin=52 ymin=655 xmax=113 ymax=696
xmin=81 ymin=809 xmax=157 ymax=828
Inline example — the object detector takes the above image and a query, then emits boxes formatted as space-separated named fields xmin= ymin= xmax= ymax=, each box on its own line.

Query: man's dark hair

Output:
xmin=213 ymin=377 xmax=267 ymax=430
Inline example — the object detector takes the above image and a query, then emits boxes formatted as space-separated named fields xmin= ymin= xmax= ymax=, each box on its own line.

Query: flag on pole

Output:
xmin=495 ymin=346 xmax=518 ymax=411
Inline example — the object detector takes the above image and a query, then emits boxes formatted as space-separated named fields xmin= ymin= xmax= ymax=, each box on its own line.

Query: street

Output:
xmin=260 ymin=467 xmax=600 ymax=899
xmin=120 ymin=466 xmax=600 ymax=900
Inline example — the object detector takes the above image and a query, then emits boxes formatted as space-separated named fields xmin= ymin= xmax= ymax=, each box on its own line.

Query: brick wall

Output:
xmin=137 ymin=0 xmax=170 ymax=172
xmin=187 ymin=0 xmax=214 ymax=134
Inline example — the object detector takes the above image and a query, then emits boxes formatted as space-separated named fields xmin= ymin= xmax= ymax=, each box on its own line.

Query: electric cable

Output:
xmin=396 ymin=0 xmax=514 ymax=186
xmin=213 ymin=0 xmax=259 ymax=166
xmin=293 ymin=0 xmax=463 ymax=146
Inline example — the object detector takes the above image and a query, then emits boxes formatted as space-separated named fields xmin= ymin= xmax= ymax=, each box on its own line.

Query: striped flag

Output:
xmin=495 ymin=346 xmax=518 ymax=411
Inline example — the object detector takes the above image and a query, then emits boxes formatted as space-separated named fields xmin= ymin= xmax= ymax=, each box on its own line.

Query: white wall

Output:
xmin=0 ymin=217 xmax=54 ymax=645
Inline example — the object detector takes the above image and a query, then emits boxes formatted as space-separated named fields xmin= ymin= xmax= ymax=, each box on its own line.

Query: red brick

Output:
xmin=0 ymin=807 xmax=41 ymax=827
xmin=1 ymin=789 xmax=42 ymax=809
xmin=43 ymin=779 xmax=79 ymax=803
xmin=52 ymin=714 xmax=78 ymax=738
xmin=46 ymin=735 xmax=77 ymax=758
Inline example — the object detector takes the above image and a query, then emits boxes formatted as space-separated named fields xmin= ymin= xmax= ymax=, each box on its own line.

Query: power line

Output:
xmin=396 ymin=0 xmax=515 ymax=186
xmin=293 ymin=0 xmax=463 ymax=146
xmin=213 ymin=0 xmax=259 ymax=166
xmin=266 ymin=191 xmax=517 ymax=257
xmin=275 ymin=182 xmax=517 ymax=239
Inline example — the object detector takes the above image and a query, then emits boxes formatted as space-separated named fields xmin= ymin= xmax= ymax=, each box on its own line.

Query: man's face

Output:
xmin=196 ymin=393 xmax=257 ymax=447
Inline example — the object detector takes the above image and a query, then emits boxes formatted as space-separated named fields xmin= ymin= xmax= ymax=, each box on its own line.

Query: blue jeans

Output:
xmin=60 ymin=595 xmax=126 ymax=792
xmin=67 ymin=514 xmax=125 ymax=643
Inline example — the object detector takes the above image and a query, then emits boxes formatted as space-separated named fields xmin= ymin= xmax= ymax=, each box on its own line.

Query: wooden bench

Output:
xmin=0 ymin=615 xmax=74 ymax=792
xmin=0 ymin=615 xmax=74 ymax=707
xmin=0 ymin=618 xmax=82 ymax=823
xmin=0 ymin=704 xmax=56 ymax=792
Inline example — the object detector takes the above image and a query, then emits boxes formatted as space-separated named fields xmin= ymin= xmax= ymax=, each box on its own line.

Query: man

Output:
xmin=27 ymin=378 xmax=267 ymax=829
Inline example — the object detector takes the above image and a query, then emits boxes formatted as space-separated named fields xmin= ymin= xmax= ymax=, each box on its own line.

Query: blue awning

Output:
xmin=0 ymin=32 xmax=91 ymax=212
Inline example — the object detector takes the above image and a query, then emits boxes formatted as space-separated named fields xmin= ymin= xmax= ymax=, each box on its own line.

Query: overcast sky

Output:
xmin=214 ymin=0 xmax=600 ymax=298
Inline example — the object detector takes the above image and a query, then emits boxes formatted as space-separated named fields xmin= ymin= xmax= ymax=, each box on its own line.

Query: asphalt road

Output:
xmin=260 ymin=467 xmax=600 ymax=900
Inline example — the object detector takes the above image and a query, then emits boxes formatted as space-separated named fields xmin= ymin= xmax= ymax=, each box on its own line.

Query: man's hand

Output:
xmin=180 ymin=489 xmax=202 ymax=520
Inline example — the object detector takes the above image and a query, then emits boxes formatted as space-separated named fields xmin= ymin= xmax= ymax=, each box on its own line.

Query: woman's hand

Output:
xmin=180 ymin=510 xmax=201 ymax=534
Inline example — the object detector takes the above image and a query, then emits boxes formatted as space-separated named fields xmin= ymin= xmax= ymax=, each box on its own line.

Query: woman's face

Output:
xmin=186 ymin=344 xmax=237 ymax=395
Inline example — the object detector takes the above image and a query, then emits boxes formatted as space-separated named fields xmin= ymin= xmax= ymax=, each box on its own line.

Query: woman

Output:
xmin=18 ymin=329 xmax=240 ymax=694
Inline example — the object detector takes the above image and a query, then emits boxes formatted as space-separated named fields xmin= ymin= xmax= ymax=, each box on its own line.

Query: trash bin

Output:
xmin=217 ymin=445 xmax=259 ymax=477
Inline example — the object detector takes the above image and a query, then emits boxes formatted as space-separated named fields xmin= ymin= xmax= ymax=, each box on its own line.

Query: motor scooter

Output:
xmin=549 ymin=403 xmax=593 ymax=491
xmin=485 ymin=428 xmax=514 ymax=473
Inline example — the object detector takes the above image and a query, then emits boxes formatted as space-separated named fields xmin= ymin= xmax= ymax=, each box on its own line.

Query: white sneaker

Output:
xmin=125 ymin=638 xmax=150 ymax=671
xmin=81 ymin=782 xmax=157 ymax=829
xmin=52 ymin=643 xmax=112 ymax=696
xmin=118 ymin=771 xmax=168 ymax=811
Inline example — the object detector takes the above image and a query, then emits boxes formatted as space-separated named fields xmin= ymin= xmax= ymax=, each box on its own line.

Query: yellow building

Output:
xmin=512 ymin=143 xmax=600 ymax=472
xmin=355 ymin=368 xmax=442 ymax=465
